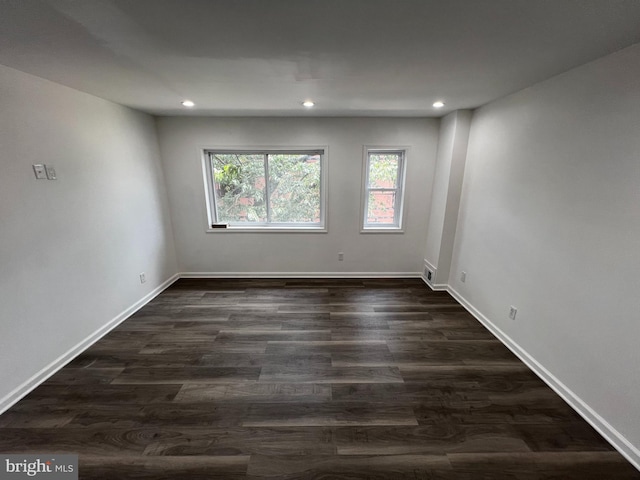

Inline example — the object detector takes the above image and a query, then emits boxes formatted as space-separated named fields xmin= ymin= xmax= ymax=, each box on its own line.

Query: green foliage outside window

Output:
xmin=212 ymin=153 xmax=321 ymax=224
xmin=368 ymin=153 xmax=399 ymax=188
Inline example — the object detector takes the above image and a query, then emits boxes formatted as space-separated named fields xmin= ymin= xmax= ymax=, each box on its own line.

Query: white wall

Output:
xmin=0 ymin=65 xmax=178 ymax=409
xmin=450 ymin=43 xmax=640 ymax=460
xmin=424 ymin=114 xmax=456 ymax=270
xmin=157 ymin=117 xmax=439 ymax=274
xmin=424 ymin=110 xmax=471 ymax=286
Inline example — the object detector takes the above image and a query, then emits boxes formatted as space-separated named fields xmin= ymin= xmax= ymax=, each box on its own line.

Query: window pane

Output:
xmin=268 ymin=154 xmax=321 ymax=223
xmin=366 ymin=190 xmax=396 ymax=224
xmin=212 ymin=154 xmax=267 ymax=223
xmin=368 ymin=153 xmax=399 ymax=188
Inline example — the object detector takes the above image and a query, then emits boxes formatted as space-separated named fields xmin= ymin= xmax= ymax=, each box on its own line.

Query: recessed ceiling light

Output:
xmin=181 ymin=100 xmax=195 ymax=108
xmin=433 ymin=101 xmax=445 ymax=108
xmin=302 ymin=100 xmax=315 ymax=108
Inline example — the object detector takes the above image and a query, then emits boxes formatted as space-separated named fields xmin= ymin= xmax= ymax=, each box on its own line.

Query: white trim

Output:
xmin=420 ymin=276 xmax=448 ymax=291
xmin=201 ymin=146 xmax=329 ymax=230
xmin=180 ymin=271 xmax=422 ymax=279
xmin=206 ymin=227 xmax=328 ymax=234
xmin=448 ymin=286 xmax=640 ymax=471
xmin=360 ymin=228 xmax=405 ymax=234
xmin=360 ymin=145 xmax=409 ymax=232
xmin=0 ymin=273 xmax=180 ymax=416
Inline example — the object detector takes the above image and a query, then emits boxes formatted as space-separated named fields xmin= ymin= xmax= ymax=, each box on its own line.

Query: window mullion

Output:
xmin=263 ymin=154 xmax=271 ymax=223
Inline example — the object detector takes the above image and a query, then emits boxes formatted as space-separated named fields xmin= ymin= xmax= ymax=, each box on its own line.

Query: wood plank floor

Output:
xmin=1 ymin=278 xmax=638 ymax=479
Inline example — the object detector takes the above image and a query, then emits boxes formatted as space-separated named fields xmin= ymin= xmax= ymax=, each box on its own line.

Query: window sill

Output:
xmin=360 ymin=227 xmax=404 ymax=234
xmin=206 ymin=226 xmax=327 ymax=234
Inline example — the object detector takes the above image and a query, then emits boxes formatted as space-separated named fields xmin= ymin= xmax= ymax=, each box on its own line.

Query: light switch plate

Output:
xmin=33 ymin=164 xmax=47 ymax=179
xmin=45 ymin=165 xmax=57 ymax=180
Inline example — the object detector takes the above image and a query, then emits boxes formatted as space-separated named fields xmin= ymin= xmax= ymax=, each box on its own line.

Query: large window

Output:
xmin=204 ymin=149 xmax=326 ymax=230
xmin=362 ymin=148 xmax=406 ymax=231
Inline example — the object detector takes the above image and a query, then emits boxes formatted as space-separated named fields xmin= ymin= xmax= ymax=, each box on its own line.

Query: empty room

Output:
xmin=1 ymin=1 xmax=639 ymax=478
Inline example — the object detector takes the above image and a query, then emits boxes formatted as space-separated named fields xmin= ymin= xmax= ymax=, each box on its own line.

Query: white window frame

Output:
xmin=360 ymin=146 xmax=407 ymax=233
xmin=202 ymin=147 xmax=328 ymax=233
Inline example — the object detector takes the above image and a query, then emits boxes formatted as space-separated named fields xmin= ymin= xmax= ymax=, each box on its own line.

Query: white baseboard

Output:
xmin=420 ymin=275 xmax=448 ymax=291
xmin=0 ymin=273 xmax=180 ymax=415
xmin=448 ymin=286 xmax=640 ymax=471
xmin=180 ymin=271 xmax=422 ymax=278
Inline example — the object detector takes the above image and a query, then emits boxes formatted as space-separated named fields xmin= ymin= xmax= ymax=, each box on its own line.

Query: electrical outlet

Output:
xmin=139 ymin=272 xmax=146 ymax=284
xmin=426 ymin=270 xmax=433 ymax=281
xmin=33 ymin=164 xmax=47 ymax=179
xmin=509 ymin=306 xmax=518 ymax=320
xmin=45 ymin=164 xmax=57 ymax=180
xmin=460 ymin=271 xmax=466 ymax=283
xmin=338 ymin=252 xmax=344 ymax=261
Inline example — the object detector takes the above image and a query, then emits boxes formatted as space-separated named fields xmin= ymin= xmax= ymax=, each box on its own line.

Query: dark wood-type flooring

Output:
xmin=1 ymin=278 xmax=638 ymax=479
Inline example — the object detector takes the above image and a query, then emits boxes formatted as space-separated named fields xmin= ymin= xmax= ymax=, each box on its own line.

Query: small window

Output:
xmin=203 ymin=149 xmax=326 ymax=230
xmin=362 ymin=148 xmax=406 ymax=231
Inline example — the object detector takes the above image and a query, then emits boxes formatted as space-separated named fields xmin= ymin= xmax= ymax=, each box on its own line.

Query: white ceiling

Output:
xmin=2 ymin=0 xmax=640 ymax=116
